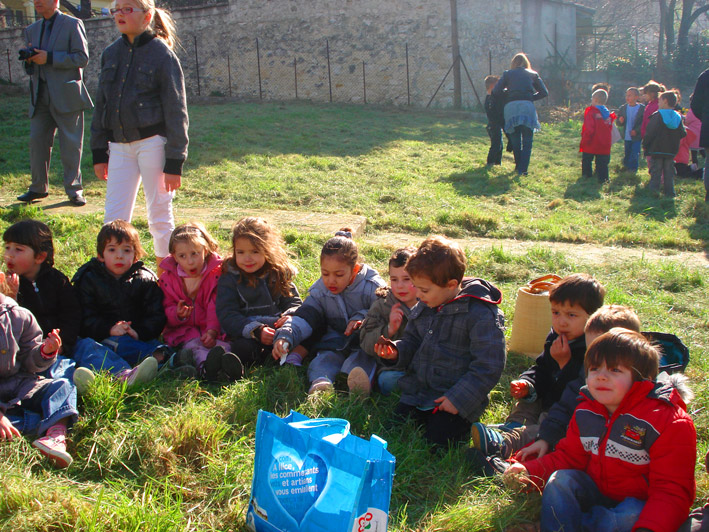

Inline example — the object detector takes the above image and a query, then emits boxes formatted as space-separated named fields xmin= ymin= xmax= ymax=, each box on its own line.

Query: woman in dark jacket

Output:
xmin=492 ymin=52 xmax=548 ymax=176
xmin=690 ymin=68 xmax=709 ymax=202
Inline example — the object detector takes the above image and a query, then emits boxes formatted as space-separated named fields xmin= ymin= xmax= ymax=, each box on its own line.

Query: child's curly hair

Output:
xmin=225 ymin=217 xmax=296 ymax=298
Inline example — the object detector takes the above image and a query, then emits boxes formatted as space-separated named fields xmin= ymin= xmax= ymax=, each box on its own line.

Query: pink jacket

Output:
xmin=641 ymin=99 xmax=659 ymax=138
xmin=158 ymin=254 xmax=225 ymax=347
xmin=685 ymin=109 xmax=702 ymax=150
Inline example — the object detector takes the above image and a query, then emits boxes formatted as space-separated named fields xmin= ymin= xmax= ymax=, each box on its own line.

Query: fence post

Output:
xmin=294 ymin=57 xmax=298 ymax=99
xmin=6 ymin=49 xmax=11 ymax=84
xmin=193 ymin=35 xmax=200 ymax=96
xmin=326 ymin=39 xmax=332 ymax=102
xmin=362 ymin=60 xmax=366 ymax=104
xmin=488 ymin=49 xmax=492 ymax=76
xmin=227 ymin=53 xmax=232 ymax=97
xmin=256 ymin=37 xmax=262 ymax=100
xmin=405 ymin=43 xmax=410 ymax=106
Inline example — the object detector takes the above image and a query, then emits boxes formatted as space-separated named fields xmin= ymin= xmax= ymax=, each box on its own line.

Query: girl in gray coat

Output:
xmin=273 ymin=229 xmax=385 ymax=395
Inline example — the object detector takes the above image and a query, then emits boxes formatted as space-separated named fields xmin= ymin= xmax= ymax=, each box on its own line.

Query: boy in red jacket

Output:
xmin=503 ymin=328 xmax=696 ymax=532
xmin=580 ymin=89 xmax=617 ymax=184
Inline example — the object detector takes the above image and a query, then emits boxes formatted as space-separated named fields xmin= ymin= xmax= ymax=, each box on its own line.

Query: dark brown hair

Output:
xmin=3 ymin=219 xmax=54 ymax=266
xmin=405 ymin=236 xmax=466 ymax=286
xmin=389 ymin=246 xmax=416 ymax=269
xmin=585 ymin=328 xmax=660 ymax=382
xmin=97 ymin=220 xmax=146 ymax=260
xmin=548 ymin=273 xmax=605 ymax=315
xmin=585 ymin=305 xmax=641 ymax=335
xmin=484 ymin=75 xmax=499 ymax=90
xmin=660 ymin=90 xmax=678 ymax=108
xmin=321 ymin=228 xmax=359 ymax=268
xmin=168 ymin=222 xmax=219 ymax=261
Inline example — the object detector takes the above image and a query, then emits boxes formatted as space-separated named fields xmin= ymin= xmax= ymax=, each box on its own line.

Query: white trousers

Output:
xmin=104 ymin=135 xmax=175 ymax=257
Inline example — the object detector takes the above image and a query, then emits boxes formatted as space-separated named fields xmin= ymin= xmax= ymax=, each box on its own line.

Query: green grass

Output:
xmin=0 ymin=96 xmax=708 ymax=531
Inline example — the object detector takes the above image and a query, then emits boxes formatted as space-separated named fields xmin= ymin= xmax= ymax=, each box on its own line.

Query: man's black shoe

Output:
xmin=68 ymin=194 xmax=86 ymax=206
xmin=17 ymin=190 xmax=48 ymax=203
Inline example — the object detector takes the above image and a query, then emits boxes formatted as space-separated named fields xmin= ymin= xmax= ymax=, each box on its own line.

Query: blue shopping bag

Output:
xmin=246 ymin=410 xmax=396 ymax=532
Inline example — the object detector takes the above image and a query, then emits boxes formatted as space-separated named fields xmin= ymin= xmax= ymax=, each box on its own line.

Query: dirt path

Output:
xmin=5 ymin=196 xmax=708 ymax=268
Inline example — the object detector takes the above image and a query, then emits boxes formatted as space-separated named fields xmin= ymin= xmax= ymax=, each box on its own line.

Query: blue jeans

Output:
xmin=623 ymin=140 xmax=641 ymax=171
xmin=508 ymin=125 xmax=534 ymax=174
xmin=73 ymin=336 xmax=161 ymax=375
xmin=306 ymin=348 xmax=376 ymax=384
xmin=6 ymin=377 xmax=78 ymax=435
xmin=378 ymin=370 xmax=405 ymax=395
xmin=541 ymin=469 xmax=645 ymax=532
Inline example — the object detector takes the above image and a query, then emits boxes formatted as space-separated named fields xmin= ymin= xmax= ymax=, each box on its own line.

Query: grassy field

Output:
xmin=0 ymin=94 xmax=708 ymax=531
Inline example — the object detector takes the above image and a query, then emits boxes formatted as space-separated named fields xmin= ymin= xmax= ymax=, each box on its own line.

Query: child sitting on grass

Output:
xmin=504 ymin=328 xmax=696 ymax=532
xmin=0 ymin=272 xmax=78 ymax=468
xmin=374 ymin=236 xmax=506 ymax=447
xmin=71 ymin=220 xmax=167 ymax=393
xmin=580 ymin=89 xmax=616 ymax=183
xmin=273 ymin=229 xmax=385 ymax=395
xmin=359 ymin=247 xmax=418 ymax=395
xmin=469 ymin=273 xmax=605 ymax=464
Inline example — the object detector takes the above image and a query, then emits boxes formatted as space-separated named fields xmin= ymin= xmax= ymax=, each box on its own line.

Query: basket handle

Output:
xmin=527 ymin=274 xmax=561 ymax=294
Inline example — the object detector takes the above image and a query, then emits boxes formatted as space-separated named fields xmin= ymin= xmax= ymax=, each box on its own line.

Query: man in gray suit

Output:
xmin=18 ymin=0 xmax=93 ymax=206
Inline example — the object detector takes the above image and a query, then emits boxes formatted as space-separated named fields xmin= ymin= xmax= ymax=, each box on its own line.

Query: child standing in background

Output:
xmin=90 ymin=0 xmax=188 ymax=269
xmin=359 ymin=247 xmax=418 ymax=395
xmin=0 ymin=272 xmax=78 ymax=468
xmin=216 ymin=217 xmax=303 ymax=371
xmin=71 ymin=220 xmax=167 ymax=393
xmin=484 ymin=75 xmax=505 ymax=166
xmin=643 ymin=90 xmax=687 ymax=197
xmin=641 ymin=81 xmax=665 ymax=138
xmin=616 ymin=87 xmax=645 ymax=172
xmin=580 ymin=89 xmax=616 ymax=183
xmin=273 ymin=229 xmax=385 ymax=395
xmin=159 ymin=223 xmax=237 ymax=381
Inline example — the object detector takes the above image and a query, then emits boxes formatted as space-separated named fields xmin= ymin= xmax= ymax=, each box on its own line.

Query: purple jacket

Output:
xmin=158 ymin=254 xmax=224 ymax=347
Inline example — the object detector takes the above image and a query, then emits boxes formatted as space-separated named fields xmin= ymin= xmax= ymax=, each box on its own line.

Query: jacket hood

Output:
xmin=450 ymin=277 xmax=503 ymax=305
xmin=659 ymin=109 xmax=682 ymax=129
xmin=159 ymin=253 xmax=222 ymax=277
xmin=594 ymin=105 xmax=610 ymax=119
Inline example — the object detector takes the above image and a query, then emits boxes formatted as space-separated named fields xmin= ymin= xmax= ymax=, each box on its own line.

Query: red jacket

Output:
xmin=158 ymin=254 xmax=225 ymax=346
xmin=580 ymin=105 xmax=616 ymax=155
xmin=524 ymin=380 xmax=696 ymax=532
xmin=642 ymin=99 xmax=659 ymax=137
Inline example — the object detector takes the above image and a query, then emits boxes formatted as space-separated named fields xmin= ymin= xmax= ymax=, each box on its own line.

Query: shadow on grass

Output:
xmin=563 ymin=175 xmax=602 ymax=201
xmin=686 ymin=197 xmax=709 ymax=259
xmin=628 ymin=186 xmax=678 ymax=222
xmin=442 ymin=166 xmax=517 ymax=197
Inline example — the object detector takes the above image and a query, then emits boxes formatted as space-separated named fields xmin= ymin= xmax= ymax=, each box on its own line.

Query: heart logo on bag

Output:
xmin=268 ymin=452 xmax=328 ymax=524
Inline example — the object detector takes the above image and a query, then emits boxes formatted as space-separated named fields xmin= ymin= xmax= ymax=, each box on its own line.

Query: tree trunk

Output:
xmin=657 ymin=0 xmax=667 ymax=72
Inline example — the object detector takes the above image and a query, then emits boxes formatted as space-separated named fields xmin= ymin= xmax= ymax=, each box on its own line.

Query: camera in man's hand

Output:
xmin=18 ymin=47 xmax=38 ymax=61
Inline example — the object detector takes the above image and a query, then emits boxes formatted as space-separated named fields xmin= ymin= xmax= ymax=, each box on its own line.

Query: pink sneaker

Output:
xmin=33 ymin=425 xmax=72 ymax=468
xmin=117 ymin=357 xmax=158 ymax=387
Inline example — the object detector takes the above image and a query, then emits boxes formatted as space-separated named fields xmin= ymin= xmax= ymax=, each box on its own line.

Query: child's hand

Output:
xmin=259 ymin=326 xmax=276 ymax=345
xmin=176 ymin=300 xmax=193 ymax=320
xmin=630 ymin=129 xmax=636 ymax=136
xmin=388 ymin=302 xmax=404 ymax=337
xmin=125 ymin=325 xmax=139 ymax=340
xmin=94 ymin=163 xmax=108 ymax=181
xmin=433 ymin=396 xmax=458 ymax=415
xmin=618 ymin=116 xmax=625 ymax=124
xmin=510 ymin=380 xmax=530 ymax=399
xmin=515 ymin=439 xmax=550 ymax=461
xmin=272 ymin=338 xmax=291 ymax=359
xmin=273 ymin=315 xmax=288 ymax=329
xmin=502 ymin=463 xmax=532 ymax=490
xmin=41 ymin=329 xmax=62 ymax=355
xmin=110 ymin=321 xmax=130 ymax=337
xmin=201 ymin=329 xmax=217 ymax=348
xmin=5 ymin=273 xmax=19 ymax=299
xmin=550 ymin=333 xmax=571 ymax=368
xmin=374 ymin=336 xmax=398 ymax=359
xmin=344 ymin=320 xmax=362 ymax=336
xmin=0 ymin=414 xmax=20 ymax=441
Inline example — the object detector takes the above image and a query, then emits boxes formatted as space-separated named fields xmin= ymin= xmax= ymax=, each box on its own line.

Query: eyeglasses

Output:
xmin=109 ymin=6 xmax=145 ymax=15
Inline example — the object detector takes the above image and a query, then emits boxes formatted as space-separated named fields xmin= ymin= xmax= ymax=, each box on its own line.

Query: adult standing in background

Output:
xmin=690 ymin=68 xmax=709 ymax=202
xmin=18 ymin=0 xmax=93 ymax=206
xmin=492 ymin=52 xmax=548 ymax=176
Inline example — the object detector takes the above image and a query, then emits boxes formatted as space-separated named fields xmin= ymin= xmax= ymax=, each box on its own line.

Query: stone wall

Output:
xmin=0 ymin=1 xmax=564 ymax=109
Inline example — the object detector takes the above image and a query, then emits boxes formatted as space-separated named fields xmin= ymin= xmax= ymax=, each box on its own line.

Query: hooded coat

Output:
xmin=643 ymin=109 xmax=687 ymax=158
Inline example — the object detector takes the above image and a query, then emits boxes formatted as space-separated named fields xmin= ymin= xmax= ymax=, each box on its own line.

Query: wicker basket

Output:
xmin=508 ymin=274 xmax=561 ymax=357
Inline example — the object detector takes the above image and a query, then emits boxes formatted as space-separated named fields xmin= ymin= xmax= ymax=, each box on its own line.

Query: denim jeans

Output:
xmin=649 ymin=157 xmax=676 ymax=196
xmin=73 ymin=336 xmax=161 ymax=375
xmin=486 ymin=123 xmax=503 ymax=165
xmin=6 ymin=377 xmax=78 ymax=436
xmin=623 ymin=140 xmax=641 ymax=171
xmin=508 ymin=125 xmax=534 ymax=174
xmin=378 ymin=370 xmax=405 ymax=395
xmin=540 ymin=469 xmax=645 ymax=532
xmin=582 ymin=153 xmax=610 ymax=182
xmin=307 ymin=348 xmax=376 ymax=384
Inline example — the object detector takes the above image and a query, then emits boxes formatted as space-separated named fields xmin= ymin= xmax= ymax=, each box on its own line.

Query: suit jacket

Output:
xmin=23 ymin=11 xmax=93 ymax=117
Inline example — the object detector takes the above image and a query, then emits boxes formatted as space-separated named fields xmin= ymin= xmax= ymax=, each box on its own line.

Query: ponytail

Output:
xmin=151 ymin=7 xmax=178 ymax=50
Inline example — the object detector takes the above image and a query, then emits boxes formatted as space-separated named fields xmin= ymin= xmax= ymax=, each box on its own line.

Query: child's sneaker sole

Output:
xmin=204 ymin=346 xmax=226 ymax=382
xmin=308 ymin=378 xmax=334 ymax=395
xmin=347 ymin=367 xmax=371 ymax=396
xmin=32 ymin=436 xmax=73 ymax=468
xmin=127 ymin=357 xmax=158 ymax=387
xmin=221 ymin=352 xmax=244 ymax=381
xmin=73 ymin=367 xmax=96 ymax=395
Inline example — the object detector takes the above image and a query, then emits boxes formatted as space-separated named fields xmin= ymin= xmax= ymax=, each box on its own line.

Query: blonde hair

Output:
xmin=128 ymin=0 xmax=179 ymax=50
xmin=0 ymin=273 xmax=10 ymax=297
xmin=226 ymin=217 xmax=297 ymax=298
xmin=510 ymin=53 xmax=531 ymax=70
xmin=168 ymin=222 xmax=219 ymax=261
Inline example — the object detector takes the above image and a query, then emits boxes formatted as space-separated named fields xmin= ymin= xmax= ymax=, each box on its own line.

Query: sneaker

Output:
xmin=204 ymin=346 xmax=225 ymax=381
xmin=471 ymin=422 xmax=508 ymax=458
xmin=175 ymin=347 xmax=195 ymax=367
xmin=33 ymin=427 xmax=72 ymax=468
xmin=347 ymin=366 xmax=371 ymax=396
xmin=221 ymin=351 xmax=244 ymax=381
xmin=151 ymin=345 xmax=171 ymax=365
xmin=120 ymin=357 xmax=158 ymax=387
xmin=158 ymin=354 xmax=199 ymax=379
xmin=73 ymin=367 xmax=96 ymax=395
xmin=489 ymin=420 xmax=524 ymax=433
xmin=464 ymin=448 xmax=510 ymax=477
xmin=308 ymin=378 xmax=334 ymax=395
